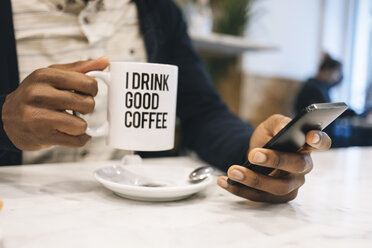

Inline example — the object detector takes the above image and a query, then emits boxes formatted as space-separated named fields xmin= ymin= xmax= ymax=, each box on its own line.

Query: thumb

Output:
xmin=48 ymin=56 xmax=109 ymax=73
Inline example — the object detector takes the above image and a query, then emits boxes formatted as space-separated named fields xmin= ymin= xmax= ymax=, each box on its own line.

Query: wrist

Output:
xmin=0 ymin=94 xmax=20 ymax=151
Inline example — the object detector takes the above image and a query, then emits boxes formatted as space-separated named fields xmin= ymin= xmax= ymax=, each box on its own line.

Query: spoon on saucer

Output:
xmin=189 ymin=166 xmax=215 ymax=183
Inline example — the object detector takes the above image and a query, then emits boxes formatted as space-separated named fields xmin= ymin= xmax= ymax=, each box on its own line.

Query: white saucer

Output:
xmin=94 ymin=164 xmax=214 ymax=202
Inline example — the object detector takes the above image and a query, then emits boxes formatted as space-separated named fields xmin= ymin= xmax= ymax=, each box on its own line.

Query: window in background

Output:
xmin=364 ymin=4 xmax=372 ymax=110
xmin=325 ymin=0 xmax=371 ymax=113
xmin=348 ymin=0 xmax=371 ymax=112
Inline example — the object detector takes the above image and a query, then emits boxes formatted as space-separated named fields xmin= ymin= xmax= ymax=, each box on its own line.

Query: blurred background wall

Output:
xmin=244 ymin=0 xmax=371 ymax=124
xmin=244 ymin=0 xmax=322 ymax=80
xmin=176 ymin=0 xmax=372 ymax=127
xmin=241 ymin=0 xmax=323 ymax=125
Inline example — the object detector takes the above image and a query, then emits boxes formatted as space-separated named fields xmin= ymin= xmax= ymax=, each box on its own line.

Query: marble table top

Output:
xmin=1 ymin=147 xmax=372 ymax=248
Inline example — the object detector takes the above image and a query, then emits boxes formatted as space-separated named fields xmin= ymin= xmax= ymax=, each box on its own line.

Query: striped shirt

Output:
xmin=11 ymin=0 xmax=147 ymax=164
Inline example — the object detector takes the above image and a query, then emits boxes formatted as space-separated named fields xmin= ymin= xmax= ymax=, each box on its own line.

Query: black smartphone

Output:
xmin=228 ymin=102 xmax=348 ymax=184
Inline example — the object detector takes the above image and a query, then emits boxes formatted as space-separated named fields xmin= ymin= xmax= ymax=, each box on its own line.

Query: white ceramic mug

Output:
xmin=82 ymin=62 xmax=178 ymax=151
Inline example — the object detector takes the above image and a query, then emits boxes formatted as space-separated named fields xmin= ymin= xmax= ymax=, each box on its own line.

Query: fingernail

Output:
xmin=217 ymin=178 xmax=228 ymax=188
xmin=230 ymin=169 xmax=244 ymax=180
xmin=312 ymin=133 xmax=321 ymax=144
xmin=253 ymin=152 xmax=267 ymax=163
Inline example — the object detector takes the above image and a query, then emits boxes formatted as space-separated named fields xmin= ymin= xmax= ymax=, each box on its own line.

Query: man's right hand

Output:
xmin=2 ymin=57 xmax=109 ymax=150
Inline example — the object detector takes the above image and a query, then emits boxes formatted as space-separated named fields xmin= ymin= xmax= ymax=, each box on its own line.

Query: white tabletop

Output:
xmin=1 ymin=148 xmax=372 ymax=248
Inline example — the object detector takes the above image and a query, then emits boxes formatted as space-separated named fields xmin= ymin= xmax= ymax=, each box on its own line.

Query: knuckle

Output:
xmin=299 ymin=176 xmax=306 ymax=187
xmin=322 ymin=133 xmax=332 ymax=149
xmin=74 ymin=119 xmax=88 ymax=134
xmin=328 ymin=139 xmax=332 ymax=149
xmin=266 ymin=114 xmax=280 ymax=124
xmin=71 ymin=94 xmax=95 ymax=114
xmin=248 ymin=173 xmax=261 ymax=188
xmin=25 ymin=108 xmax=43 ymax=123
xmin=274 ymin=183 xmax=290 ymax=196
xmin=296 ymin=158 xmax=308 ymax=173
xmin=49 ymin=61 xmax=80 ymax=71
xmin=19 ymin=106 xmax=32 ymax=123
xmin=271 ymin=114 xmax=283 ymax=120
xmin=265 ymin=114 xmax=291 ymax=134
xmin=80 ymin=120 xmax=88 ymax=133
xmin=247 ymin=191 xmax=263 ymax=202
xmin=48 ymin=64 xmax=58 ymax=69
xmin=269 ymin=114 xmax=289 ymax=124
xmin=271 ymin=151 xmax=281 ymax=169
xmin=303 ymin=155 xmax=313 ymax=173
xmin=287 ymin=190 xmax=299 ymax=201
xmin=71 ymin=61 xmax=85 ymax=68
xmin=31 ymin=68 xmax=50 ymax=81
xmin=26 ymin=88 xmax=46 ymax=105
xmin=85 ymin=96 xmax=95 ymax=113
xmin=230 ymin=185 xmax=263 ymax=202
xmin=49 ymin=128 xmax=58 ymax=135
xmin=76 ymin=135 xmax=89 ymax=146
xmin=73 ymin=94 xmax=96 ymax=114
xmin=62 ymin=61 xmax=84 ymax=72
xmin=230 ymin=185 xmax=244 ymax=197
xmin=86 ymin=77 xmax=98 ymax=96
xmin=68 ymin=136 xmax=88 ymax=148
xmin=48 ymin=129 xmax=60 ymax=139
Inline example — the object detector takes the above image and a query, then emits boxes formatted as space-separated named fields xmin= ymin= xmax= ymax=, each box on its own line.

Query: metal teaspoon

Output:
xmin=188 ymin=166 xmax=215 ymax=183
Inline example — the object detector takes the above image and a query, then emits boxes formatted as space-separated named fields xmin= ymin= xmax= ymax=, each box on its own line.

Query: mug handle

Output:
xmin=75 ymin=71 xmax=110 ymax=137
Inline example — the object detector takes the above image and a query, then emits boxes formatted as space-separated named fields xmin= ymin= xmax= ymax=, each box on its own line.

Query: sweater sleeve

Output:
xmin=158 ymin=2 xmax=254 ymax=171
xmin=0 ymin=94 xmax=22 ymax=165
xmin=0 ymin=94 xmax=18 ymax=151
xmin=0 ymin=0 xmax=22 ymax=165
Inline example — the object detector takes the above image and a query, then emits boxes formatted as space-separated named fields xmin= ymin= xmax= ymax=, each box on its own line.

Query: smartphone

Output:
xmin=228 ymin=102 xmax=348 ymax=184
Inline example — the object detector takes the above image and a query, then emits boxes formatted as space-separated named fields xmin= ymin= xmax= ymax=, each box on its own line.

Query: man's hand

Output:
xmin=2 ymin=57 xmax=109 ymax=150
xmin=217 ymin=114 xmax=332 ymax=203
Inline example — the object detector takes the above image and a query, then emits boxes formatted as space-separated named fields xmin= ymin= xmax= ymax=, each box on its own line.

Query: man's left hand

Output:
xmin=217 ymin=114 xmax=332 ymax=203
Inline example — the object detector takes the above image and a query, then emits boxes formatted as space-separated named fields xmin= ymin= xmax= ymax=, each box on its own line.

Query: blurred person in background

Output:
xmin=294 ymin=53 xmax=356 ymax=116
xmin=294 ymin=53 xmax=372 ymax=147
xmin=0 ymin=0 xmax=331 ymax=203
